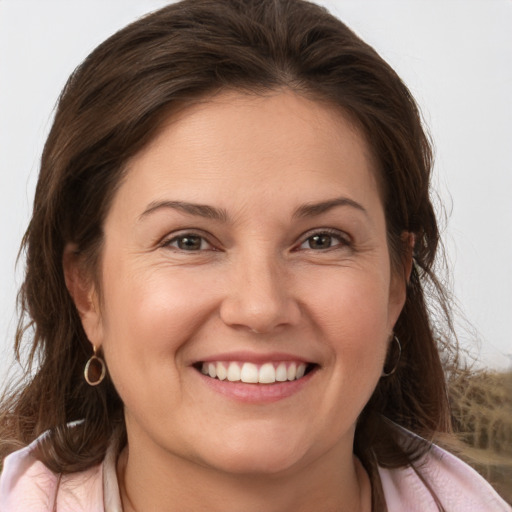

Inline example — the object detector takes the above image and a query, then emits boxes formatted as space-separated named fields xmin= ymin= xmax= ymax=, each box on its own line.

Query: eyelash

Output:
xmin=161 ymin=231 xmax=217 ymax=252
xmin=160 ymin=228 xmax=351 ymax=253
xmin=295 ymin=229 xmax=351 ymax=252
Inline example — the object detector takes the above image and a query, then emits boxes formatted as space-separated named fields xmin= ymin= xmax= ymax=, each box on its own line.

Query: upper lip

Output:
xmin=191 ymin=351 xmax=314 ymax=365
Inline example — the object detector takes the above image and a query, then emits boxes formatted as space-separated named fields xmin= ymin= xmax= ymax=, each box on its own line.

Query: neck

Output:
xmin=117 ymin=437 xmax=371 ymax=512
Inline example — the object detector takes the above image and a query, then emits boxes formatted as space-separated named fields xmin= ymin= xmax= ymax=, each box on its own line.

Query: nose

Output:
xmin=219 ymin=252 xmax=301 ymax=334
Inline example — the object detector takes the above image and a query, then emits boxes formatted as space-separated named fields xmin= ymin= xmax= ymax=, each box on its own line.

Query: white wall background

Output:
xmin=1 ymin=0 xmax=511 ymax=382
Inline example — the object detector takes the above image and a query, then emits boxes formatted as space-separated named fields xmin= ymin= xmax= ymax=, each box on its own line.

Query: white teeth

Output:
xmin=200 ymin=361 xmax=311 ymax=384
xmin=275 ymin=362 xmax=288 ymax=382
xmin=296 ymin=363 xmax=306 ymax=379
xmin=287 ymin=362 xmax=297 ymax=381
xmin=240 ymin=362 xmax=259 ymax=383
xmin=216 ymin=362 xmax=227 ymax=381
xmin=259 ymin=363 xmax=276 ymax=384
xmin=227 ymin=362 xmax=241 ymax=382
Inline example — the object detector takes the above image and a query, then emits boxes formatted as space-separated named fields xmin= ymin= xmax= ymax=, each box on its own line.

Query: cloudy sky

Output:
xmin=1 ymin=0 xmax=511 ymax=380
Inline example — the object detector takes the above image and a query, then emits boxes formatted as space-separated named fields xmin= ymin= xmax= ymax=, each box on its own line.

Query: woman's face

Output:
xmin=79 ymin=91 xmax=406 ymax=475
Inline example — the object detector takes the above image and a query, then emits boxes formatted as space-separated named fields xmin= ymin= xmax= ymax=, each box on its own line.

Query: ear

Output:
xmin=63 ymin=243 xmax=104 ymax=347
xmin=401 ymin=231 xmax=415 ymax=284
xmin=387 ymin=231 xmax=415 ymax=327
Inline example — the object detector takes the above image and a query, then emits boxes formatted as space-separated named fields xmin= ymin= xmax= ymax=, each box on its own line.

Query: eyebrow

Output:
xmin=293 ymin=197 xmax=368 ymax=218
xmin=139 ymin=196 xmax=367 ymax=223
xmin=139 ymin=200 xmax=228 ymax=222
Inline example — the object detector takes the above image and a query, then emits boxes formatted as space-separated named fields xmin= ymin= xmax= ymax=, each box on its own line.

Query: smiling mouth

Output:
xmin=195 ymin=361 xmax=317 ymax=384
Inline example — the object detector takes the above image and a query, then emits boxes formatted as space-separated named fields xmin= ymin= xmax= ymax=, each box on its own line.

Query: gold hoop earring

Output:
xmin=84 ymin=345 xmax=106 ymax=386
xmin=381 ymin=335 xmax=401 ymax=377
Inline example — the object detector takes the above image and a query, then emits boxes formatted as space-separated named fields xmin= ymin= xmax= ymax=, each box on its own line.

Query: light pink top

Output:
xmin=1 ymin=432 xmax=510 ymax=511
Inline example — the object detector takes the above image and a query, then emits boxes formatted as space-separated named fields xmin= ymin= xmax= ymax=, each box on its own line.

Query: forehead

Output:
xmin=115 ymin=90 xmax=381 ymax=219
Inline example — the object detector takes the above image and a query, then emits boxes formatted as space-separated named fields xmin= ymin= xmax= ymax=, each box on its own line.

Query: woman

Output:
xmin=0 ymin=0 xmax=509 ymax=510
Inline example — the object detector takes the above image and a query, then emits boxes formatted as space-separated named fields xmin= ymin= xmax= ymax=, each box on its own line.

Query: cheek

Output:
xmin=98 ymin=273 xmax=218 ymax=430
xmin=303 ymin=264 xmax=392 ymax=331
xmin=97 ymin=261 xmax=222 ymax=377
xmin=291 ymin=267 xmax=391 ymax=446
xmin=299 ymin=265 xmax=392 ymax=372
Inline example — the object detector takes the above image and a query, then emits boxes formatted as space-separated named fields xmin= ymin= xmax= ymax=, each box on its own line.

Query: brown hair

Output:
xmin=1 ymin=0 xmax=455 ymax=509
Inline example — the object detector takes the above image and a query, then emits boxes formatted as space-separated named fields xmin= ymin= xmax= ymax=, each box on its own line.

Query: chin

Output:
xmin=197 ymin=430 xmax=309 ymax=476
xmin=210 ymin=450 xmax=302 ymax=476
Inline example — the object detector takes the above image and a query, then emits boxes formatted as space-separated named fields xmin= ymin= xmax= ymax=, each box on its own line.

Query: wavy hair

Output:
xmin=1 ymin=1 xmax=458 ymax=509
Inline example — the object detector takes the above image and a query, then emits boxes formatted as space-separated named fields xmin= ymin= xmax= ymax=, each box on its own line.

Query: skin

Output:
xmin=66 ymin=90 xmax=408 ymax=511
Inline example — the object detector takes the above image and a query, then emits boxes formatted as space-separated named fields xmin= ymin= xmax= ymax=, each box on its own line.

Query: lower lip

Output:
xmin=195 ymin=367 xmax=318 ymax=403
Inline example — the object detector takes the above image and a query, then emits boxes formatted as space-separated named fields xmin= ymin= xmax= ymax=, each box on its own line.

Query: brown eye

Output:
xmin=307 ymin=234 xmax=334 ymax=250
xmin=178 ymin=235 xmax=202 ymax=250
xmin=166 ymin=234 xmax=211 ymax=251
xmin=298 ymin=231 xmax=349 ymax=251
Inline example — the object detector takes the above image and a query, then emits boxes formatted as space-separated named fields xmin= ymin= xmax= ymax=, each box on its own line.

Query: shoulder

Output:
xmin=0 ymin=438 xmax=104 ymax=512
xmin=379 ymin=431 xmax=511 ymax=512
